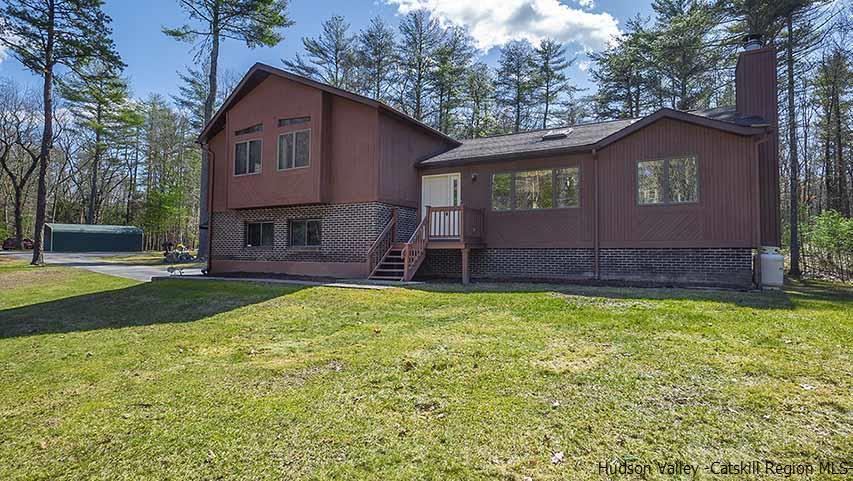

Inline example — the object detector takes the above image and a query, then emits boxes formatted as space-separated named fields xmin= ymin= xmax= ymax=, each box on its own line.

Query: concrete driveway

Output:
xmin=0 ymin=251 xmax=203 ymax=282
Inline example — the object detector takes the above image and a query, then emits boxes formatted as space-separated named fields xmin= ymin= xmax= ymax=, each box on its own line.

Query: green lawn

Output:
xmin=0 ymin=258 xmax=851 ymax=480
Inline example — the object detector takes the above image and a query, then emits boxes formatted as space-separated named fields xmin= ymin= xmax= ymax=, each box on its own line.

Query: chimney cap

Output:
xmin=743 ymin=34 xmax=763 ymax=51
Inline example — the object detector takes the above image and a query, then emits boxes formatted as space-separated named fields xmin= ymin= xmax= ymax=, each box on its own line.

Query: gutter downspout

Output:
xmin=593 ymin=148 xmax=600 ymax=280
xmin=753 ymin=134 xmax=771 ymax=287
xmin=200 ymin=142 xmax=215 ymax=275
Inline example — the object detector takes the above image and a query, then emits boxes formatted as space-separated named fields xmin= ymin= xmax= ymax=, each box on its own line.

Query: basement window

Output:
xmin=289 ymin=219 xmax=321 ymax=248
xmin=637 ymin=156 xmax=698 ymax=205
xmin=245 ymin=222 xmax=274 ymax=247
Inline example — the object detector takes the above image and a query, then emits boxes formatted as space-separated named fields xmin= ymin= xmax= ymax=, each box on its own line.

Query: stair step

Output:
xmin=375 ymin=268 xmax=404 ymax=273
xmin=370 ymin=275 xmax=404 ymax=280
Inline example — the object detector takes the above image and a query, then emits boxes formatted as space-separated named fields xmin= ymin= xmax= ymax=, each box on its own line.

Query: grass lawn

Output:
xmin=0 ymin=257 xmax=851 ymax=480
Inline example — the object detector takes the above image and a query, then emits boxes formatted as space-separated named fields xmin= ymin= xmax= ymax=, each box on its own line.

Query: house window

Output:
xmin=234 ymin=139 xmax=262 ymax=175
xmin=235 ymin=123 xmax=263 ymax=136
xmin=278 ymin=116 xmax=310 ymax=127
xmin=637 ymin=156 xmax=698 ymax=205
xmin=289 ymin=219 xmax=321 ymax=247
xmin=491 ymin=167 xmax=580 ymax=211
xmin=278 ymin=130 xmax=310 ymax=169
xmin=245 ymin=222 xmax=274 ymax=247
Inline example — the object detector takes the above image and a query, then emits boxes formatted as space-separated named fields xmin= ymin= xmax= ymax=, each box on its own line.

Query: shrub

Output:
xmin=801 ymin=211 xmax=853 ymax=282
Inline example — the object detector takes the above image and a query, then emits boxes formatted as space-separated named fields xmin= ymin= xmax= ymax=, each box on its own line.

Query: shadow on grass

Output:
xmin=0 ymin=280 xmax=302 ymax=339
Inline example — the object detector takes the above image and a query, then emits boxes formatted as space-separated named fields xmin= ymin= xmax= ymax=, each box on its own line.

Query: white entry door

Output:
xmin=422 ymin=173 xmax=461 ymax=238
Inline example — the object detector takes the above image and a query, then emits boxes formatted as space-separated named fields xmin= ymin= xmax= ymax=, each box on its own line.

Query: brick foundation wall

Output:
xmin=599 ymin=248 xmax=754 ymax=287
xmin=419 ymin=248 xmax=595 ymax=280
xmin=419 ymin=247 xmax=754 ymax=287
xmin=210 ymin=203 xmax=417 ymax=264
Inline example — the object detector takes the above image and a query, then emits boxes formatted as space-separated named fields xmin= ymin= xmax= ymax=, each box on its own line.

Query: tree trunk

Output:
xmin=31 ymin=2 xmax=55 ymax=266
xmin=87 ymin=105 xmax=103 ymax=224
xmin=197 ymin=5 xmax=220 ymax=260
xmin=833 ymin=87 xmax=848 ymax=217
xmin=786 ymin=14 xmax=801 ymax=277
xmin=12 ymin=187 xmax=23 ymax=249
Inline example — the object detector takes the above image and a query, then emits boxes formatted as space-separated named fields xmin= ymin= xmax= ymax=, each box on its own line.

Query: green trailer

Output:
xmin=44 ymin=224 xmax=143 ymax=252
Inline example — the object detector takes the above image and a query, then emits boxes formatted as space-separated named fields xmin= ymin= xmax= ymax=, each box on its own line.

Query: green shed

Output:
xmin=44 ymin=224 xmax=143 ymax=252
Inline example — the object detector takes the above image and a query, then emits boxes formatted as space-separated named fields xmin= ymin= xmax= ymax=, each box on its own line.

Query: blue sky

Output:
xmin=0 ymin=0 xmax=654 ymax=100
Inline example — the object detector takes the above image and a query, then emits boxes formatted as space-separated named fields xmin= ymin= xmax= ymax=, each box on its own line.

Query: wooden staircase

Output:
xmin=366 ymin=205 xmax=482 ymax=283
xmin=369 ymin=243 xmax=406 ymax=281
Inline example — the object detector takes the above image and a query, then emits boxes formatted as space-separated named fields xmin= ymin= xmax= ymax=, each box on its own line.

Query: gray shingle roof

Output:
xmin=689 ymin=106 xmax=770 ymax=127
xmin=46 ymin=223 xmax=143 ymax=234
xmin=419 ymin=106 xmax=770 ymax=167
xmin=419 ymin=118 xmax=638 ymax=166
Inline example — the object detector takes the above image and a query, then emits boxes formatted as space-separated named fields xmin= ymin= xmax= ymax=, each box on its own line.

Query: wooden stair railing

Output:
xmin=402 ymin=207 xmax=431 ymax=281
xmin=366 ymin=209 xmax=397 ymax=278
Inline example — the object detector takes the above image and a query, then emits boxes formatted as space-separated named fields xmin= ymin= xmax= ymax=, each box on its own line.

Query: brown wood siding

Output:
xmin=598 ymin=119 xmax=757 ymax=248
xmin=420 ymin=154 xmax=595 ymax=248
xmin=420 ymin=118 xmax=760 ymax=249
xmin=378 ymin=112 xmax=455 ymax=208
xmin=224 ymin=75 xmax=325 ymax=209
xmin=323 ymin=94 xmax=379 ymax=204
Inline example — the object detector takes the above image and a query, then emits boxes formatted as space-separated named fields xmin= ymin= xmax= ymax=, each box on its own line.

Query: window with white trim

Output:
xmin=278 ymin=130 xmax=310 ymax=170
xmin=235 ymin=139 xmax=262 ymax=175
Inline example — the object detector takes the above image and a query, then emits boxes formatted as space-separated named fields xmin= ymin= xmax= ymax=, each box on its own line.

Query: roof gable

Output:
xmin=198 ymin=64 xmax=458 ymax=146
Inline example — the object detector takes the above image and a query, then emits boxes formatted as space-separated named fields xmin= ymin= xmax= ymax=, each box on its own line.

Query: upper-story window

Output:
xmin=234 ymin=139 xmax=262 ymax=176
xmin=278 ymin=130 xmax=310 ymax=170
xmin=637 ymin=156 xmax=698 ymax=205
xmin=278 ymin=116 xmax=310 ymax=127
xmin=491 ymin=167 xmax=580 ymax=211
xmin=235 ymin=123 xmax=263 ymax=136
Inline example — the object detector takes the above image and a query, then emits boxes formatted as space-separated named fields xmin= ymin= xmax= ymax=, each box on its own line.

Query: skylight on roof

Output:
xmin=542 ymin=128 xmax=573 ymax=141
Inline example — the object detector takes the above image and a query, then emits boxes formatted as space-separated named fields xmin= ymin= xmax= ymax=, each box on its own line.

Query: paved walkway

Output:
xmin=0 ymin=251 xmax=204 ymax=282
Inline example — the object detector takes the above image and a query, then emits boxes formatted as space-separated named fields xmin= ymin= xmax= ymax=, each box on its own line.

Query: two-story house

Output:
xmin=198 ymin=42 xmax=780 ymax=288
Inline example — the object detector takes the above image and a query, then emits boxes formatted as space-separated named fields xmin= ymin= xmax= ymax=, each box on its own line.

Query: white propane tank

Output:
xmin=759 ymin=246 xmax=784 ymax=288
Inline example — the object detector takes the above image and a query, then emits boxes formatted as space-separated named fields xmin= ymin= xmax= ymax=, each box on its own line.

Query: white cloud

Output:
xmin=578 ymin=60 xmax=591 ymax=72
xmin=384 ymin=0 xmax=620 ymax=52
xmin=577 ymin=0 xmax=595 ymax=8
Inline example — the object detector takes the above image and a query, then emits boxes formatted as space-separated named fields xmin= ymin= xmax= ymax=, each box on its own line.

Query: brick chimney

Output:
xmin=736 ymin=36 xmax=780 ymax=247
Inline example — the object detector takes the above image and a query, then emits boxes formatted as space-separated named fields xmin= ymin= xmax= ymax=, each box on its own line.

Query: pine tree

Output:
xmin=431 ymin=27 xmax=475 ymax=134
xmin=495 ymin=40 xmax=539 ymax=133
xmin=60 ymin=62 xmax=131 ymax=224
xmin=647 ymin=0 xmax=724 ymax=110
xmin=396 ymin=10 xmax=444 ymax=121
xmin=165 ymin=0 xmax=293 ymax=258
xmin=589 ymin=17 xmax=651 ymax=119
xmin=355 ymin=16 xmax=396 ymax=101
xmin=284 ymin=15 xmax=356 ymax=88
xmin=534 ymin=39 xmax=575 ymax=129
xmin=0 ymin=0 xmax=123 ymax=265
xmin=463 ymin=63 xmax=496 ymax=139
